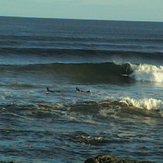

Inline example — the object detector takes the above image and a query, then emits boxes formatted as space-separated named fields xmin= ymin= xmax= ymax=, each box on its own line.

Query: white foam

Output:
xmin=120 ymin=97 xmax=163 ymax=110
xmin=130 ymin=64 xmax=163 ymax=82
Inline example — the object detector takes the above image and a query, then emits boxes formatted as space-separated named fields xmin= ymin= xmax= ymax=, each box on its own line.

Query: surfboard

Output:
xmin=121 ymin=73 xmax=129 ymax=77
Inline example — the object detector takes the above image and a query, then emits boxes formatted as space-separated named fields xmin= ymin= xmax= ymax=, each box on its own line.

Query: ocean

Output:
xmin=0 ymin=17 xmax=163 ymax=163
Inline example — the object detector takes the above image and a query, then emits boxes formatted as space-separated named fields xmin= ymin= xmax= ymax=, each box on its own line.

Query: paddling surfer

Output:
xmin=47 ymin=87 xmax=54 ymax=92
xmin=47 ymin=87 xmax=90 ymax=93
xmin=76 ymin=87 xmax=90 ymax=93
xmin=47 ymin=87 xmax=61 ymax=93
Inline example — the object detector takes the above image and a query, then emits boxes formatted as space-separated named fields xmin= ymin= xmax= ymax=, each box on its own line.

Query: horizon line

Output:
xmin=0 ymin=15 xmax=162 ymax=23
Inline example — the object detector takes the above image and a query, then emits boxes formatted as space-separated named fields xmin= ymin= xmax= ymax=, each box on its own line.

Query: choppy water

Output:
xmin=0 ymin=17 xmax=163 ymax=163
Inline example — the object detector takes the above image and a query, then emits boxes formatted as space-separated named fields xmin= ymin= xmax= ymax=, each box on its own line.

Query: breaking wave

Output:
xmin=130 ymin=63 xmax=163 ymax=82
xmin=1 ymin=62 xmax=163 ymax=84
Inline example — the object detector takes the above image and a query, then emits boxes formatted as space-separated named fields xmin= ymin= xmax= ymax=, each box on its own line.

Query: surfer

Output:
xmin=47 ymin=87 xmax=90 ymax=93
xmin=47 ymin=87 xmax=61 ymax=93
xmin=47 ymin=87 xmax=54 ymax=92
xmin=125 ymin=63 xmax=130 ymax=72
xmin=121 ymin=63 xmax=131 ymax=77
xmin=76 ymin=87 xmax=90 ymax=93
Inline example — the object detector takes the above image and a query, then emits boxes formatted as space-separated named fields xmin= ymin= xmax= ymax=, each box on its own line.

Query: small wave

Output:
xmin=120 ymin=97 xmax=163 ymax=110
xmin=130 ymin=63 xmax=163 ymax=82
xmin=98 ymin=97 xmax=163 ymax=119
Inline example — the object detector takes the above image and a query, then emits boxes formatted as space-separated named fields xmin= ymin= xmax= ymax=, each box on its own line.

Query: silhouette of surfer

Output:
xmin=76 ymin=87 xmax=90 ymax=93
xmin=121 ymin=63 xmax=131 ymax=77
xmin=47 ymin=87 xmax=54 ymax=92
xmin=47 ymin=87 xmax=61 ymax=93
xmin=125 ymin=63 xmax=130 ymax=73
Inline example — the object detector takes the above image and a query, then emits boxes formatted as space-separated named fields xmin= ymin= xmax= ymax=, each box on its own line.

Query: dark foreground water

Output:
xmin=0 ymin=17 xmax=163 ymax=163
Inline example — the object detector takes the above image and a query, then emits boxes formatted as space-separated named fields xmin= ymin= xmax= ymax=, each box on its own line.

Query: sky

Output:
xmin=0 ymin=0 xmax=163 ymax=22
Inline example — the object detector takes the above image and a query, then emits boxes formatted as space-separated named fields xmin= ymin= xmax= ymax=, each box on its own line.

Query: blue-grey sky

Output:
xmin=0 ymin=0 xmax=163 ymax=22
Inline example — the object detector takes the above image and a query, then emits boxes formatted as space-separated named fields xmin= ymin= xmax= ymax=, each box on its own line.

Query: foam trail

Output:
xmin=120 ymin=97 xmax=163 ymax=110
xmin=130 ymin=64 xmax=163 ymax=82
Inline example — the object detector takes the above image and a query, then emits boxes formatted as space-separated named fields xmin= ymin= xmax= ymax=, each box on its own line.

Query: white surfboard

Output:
xmin=121 ymin=73 xmax=129 ymax=77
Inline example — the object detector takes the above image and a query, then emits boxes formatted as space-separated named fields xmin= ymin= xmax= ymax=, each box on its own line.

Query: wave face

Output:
xmin=1 ymin=62 xmax=163 ymax=84
xmin=0 ymin=62 xmax=131 ymax=85
xmin=0 ymin=17 xmax=163 ymax=163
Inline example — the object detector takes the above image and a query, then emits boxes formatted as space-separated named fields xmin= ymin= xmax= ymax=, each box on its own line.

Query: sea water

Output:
xmin=0 ymin=17 xmax=163 ymax=163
